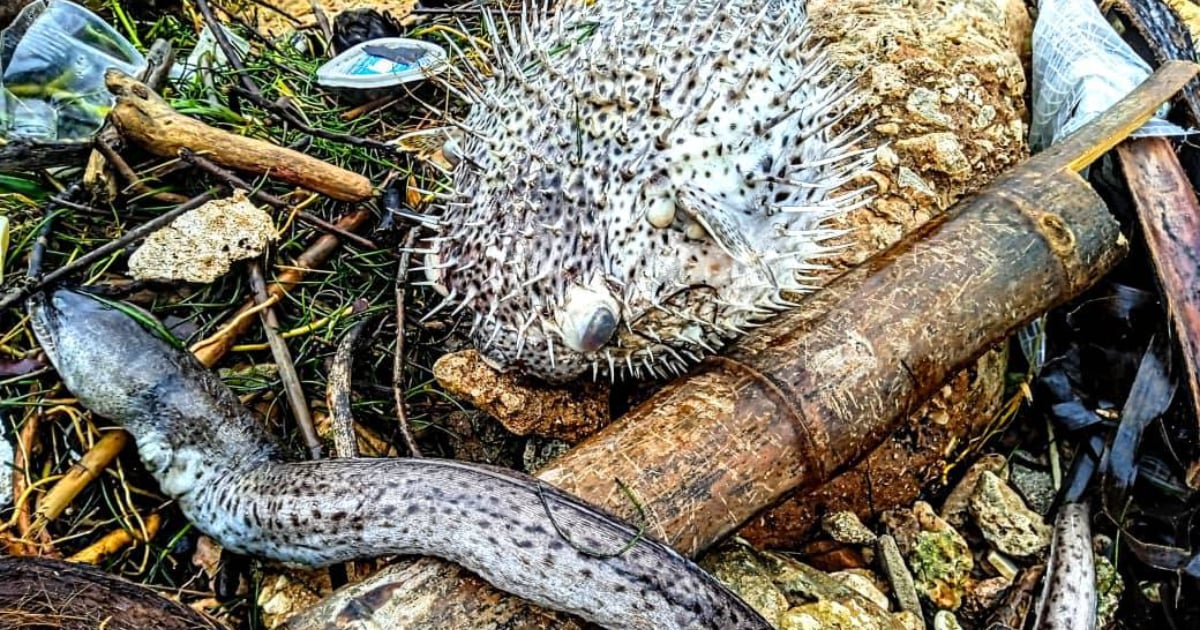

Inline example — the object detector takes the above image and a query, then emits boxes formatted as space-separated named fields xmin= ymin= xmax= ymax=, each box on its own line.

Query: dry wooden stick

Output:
xmin=393 ymin=231 xmax=423 ymax=457
xmin=68 ymin=512 xmax=163 ymax=565
xmin=106 ymin=71 xmax=374 ymax=202
xmin=179 ymin=148 xmax=379 ymax=249
xmin=85 ymin=39 xmax=176 ymax=201
xmin=248 ymin=262 xmax=322 ymax=459
xmin=9 ymin=408 xmax=44 ymax=555
xmin=282 ymin=62 xmax=1194 ymax=630
xmin=30 ymin=430 xmax=129 ymax=534
xmin=191 ymin=208 xmax=373 ymax=367
xmin=1114 ymin=137 xmax=1200 ymax=431
xmin=327 ymin=320 xmax=373 ymax=459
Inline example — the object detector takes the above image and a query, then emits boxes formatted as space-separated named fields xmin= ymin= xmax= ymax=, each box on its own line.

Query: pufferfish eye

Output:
xmin=556 ymin=283 xmax=621 ymax=353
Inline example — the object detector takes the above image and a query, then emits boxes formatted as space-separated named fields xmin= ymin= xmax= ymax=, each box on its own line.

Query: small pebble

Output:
xmin=830 ymin=570 xmax=891 ymax=612
xmin=823 ymin=511 xmax=878 ymax=545
xmin=940 ymin=453 xmax=1007 ymax=527
xmin=969 ymin=471 xmax=1052 ymax=557
xmin=877 ymin=534 xmax=923 ymax=618
xmin=933 ymin=610 xmax=963 ymax=630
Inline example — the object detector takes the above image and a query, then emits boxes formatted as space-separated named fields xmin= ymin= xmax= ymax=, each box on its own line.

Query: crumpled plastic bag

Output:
xmin=1029 ymin=0 xmax=1187 ymax=151
xmin=0 ymin=0 xmax=145 ymax=141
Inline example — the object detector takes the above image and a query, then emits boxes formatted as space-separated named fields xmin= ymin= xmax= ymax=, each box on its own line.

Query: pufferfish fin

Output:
xmin=676 ymin=188 xmax=777 ymax=286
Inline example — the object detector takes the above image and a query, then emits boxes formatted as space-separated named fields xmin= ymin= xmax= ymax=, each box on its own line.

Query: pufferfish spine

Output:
xmin=416 ymin=0 xmax=875 ymax=382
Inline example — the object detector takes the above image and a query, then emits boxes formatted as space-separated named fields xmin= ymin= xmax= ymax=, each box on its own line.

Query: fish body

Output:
xmin=425 ymin=0 xmax=871 ymax=381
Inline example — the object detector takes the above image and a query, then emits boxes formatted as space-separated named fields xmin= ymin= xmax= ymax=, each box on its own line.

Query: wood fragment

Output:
xmin=85 ymin=39 xmax=176 ymax=201
xmin=9 ymin=407 xmax=44 ymax=555
xmin=1115 ymin=137 xmax=1200 ymax=433
xmin=31 ymin=430 xmax=129 ymax=533
xmin=68 ymin=512 xmax=162 ymax=565
xmin=433 ymin=350 xmax=610 ymax=444
xmin=393 ymin=231 xmax=424 ymax=457
xmin=0 ymin=555 xmax=222 ymax=630
xmin=179 ymin=148 xmax=380 ymax=249
xmin=738 ymin=349 xmax=1006 ymax=548
xmin=106 ymin=71 xmax=374 ymax=202
xmin=0 ymin=140 xmax=90 ymax=172
xmin=1110 ymin=0 xmax=1200 ymax=124
xmin=327 ymin=320 xmax=372 ymax=458
xmin=249 ymin=262 xmax=322 ymax=459
xmin=282 ymin=61 xmax=1192 ymax=630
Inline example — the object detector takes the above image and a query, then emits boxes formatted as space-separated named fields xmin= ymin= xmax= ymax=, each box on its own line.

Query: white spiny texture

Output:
xmin=426 ymin=0 xmax=873 ymax=382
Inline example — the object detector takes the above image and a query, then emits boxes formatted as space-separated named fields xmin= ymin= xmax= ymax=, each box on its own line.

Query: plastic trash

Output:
xmin=1029 ymin=0 xmax=1186 ymax=150
xmin=174 ymin=25 xmax=250 ymax=85
xmin=0 ymin=0 xmax=145 ymax=141
xmin=316 ymin=37 xmax=447 ymax=89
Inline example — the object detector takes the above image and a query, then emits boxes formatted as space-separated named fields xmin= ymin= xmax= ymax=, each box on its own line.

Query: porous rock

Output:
xmin=128 ymin=191 xmax=276 ymax=283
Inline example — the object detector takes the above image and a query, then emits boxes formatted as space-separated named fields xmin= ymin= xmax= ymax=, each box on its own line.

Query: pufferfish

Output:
xmin=415 ymin=0 xmax=874 ymax=382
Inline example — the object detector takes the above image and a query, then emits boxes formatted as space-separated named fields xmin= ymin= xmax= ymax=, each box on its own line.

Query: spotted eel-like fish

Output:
xmin=29 ymin=289 xmax=769 ymax=630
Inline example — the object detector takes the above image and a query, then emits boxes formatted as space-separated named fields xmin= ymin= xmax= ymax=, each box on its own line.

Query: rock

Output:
xmin=823 ymin=511 xmax=878 ymax=545
xmin=830 ymin=570 xmax=891 ymax=612
xmin=877 ymin=534 xmax=923 ymax=618
xmin=700 ymin=544 xmax=790 ymax=625
xmin=961 ymin=575 xmax=1011 ymax=621
xmin=893 ymin=610 xmax=926 ymax=630
xmin=780 ymin=600 xmax=891 ymax=630
xmin=933 ymin=609 xmax=964 ymax=630
xmin=983 ymin=550 xmax=1019 ymax=582
xmin=909 ymin=526 xmax=974 ymax=610
xmin=257 ymin=568 xmax=332 ymax=629
xmin=883 ymin=501 xmax=974 ymax=610
xmin=969 ymin=470 xmax=1052 ymax=557
xmin=1009 ymin=451 xmax=1056 ymax=515
xmin=801 ymin=540 xmax=871 ymax=572
xmin=128 ymin=191 xmax=277 ymax=283
xmin=940 ymin=453 xmax=1007 ymax=527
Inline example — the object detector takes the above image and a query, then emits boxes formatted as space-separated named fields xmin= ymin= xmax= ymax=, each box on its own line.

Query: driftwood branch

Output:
xmin=105 ymin=71 xmax=374 ymax=202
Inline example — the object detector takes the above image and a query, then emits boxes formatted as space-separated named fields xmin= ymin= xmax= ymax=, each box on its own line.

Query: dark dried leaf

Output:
xmin=1106 ymin=337 xmax=1178 ymax=514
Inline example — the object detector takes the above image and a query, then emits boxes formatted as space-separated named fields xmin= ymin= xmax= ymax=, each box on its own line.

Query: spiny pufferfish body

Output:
xmin=424 ymin=0 xmax=873 ymax=382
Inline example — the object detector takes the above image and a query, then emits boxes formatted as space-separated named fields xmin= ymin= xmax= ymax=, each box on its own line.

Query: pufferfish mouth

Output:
xmin=555 ymin=282 xmax=621 ymax=354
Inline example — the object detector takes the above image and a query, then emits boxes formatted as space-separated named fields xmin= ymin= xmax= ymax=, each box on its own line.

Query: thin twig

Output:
xmin=179 ymin=148 xmax=380 ymax=249
xmin=95 ymin=141 xmax=190 ymax=204
xmin=393 ymin=230 xmax=422 ymax=457
xmin=0 ymin=192 xmax=217 ymax=311
xmin=327 ymin=319 xmax=374 ymax=459
xmin=248 ymin=262 xmax=323 ymax=459
xmin=86 ymin=39 xmax=176 ymax=200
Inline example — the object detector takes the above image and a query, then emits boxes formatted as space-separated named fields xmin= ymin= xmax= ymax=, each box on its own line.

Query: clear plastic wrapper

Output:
xmin=0 ymin=0 xmax=144 ymax=141
xmin=1030 ymin=0 xmax=1186 ymax=150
